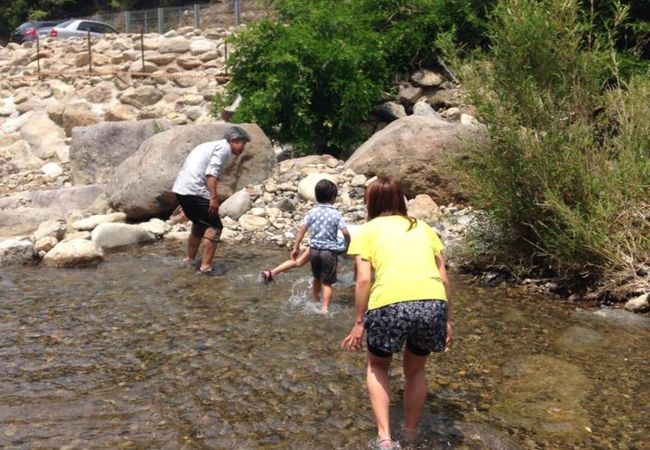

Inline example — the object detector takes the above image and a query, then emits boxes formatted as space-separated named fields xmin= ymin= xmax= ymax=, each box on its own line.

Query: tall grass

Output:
xmin=456 ymin=0 xmax=649 ymax=292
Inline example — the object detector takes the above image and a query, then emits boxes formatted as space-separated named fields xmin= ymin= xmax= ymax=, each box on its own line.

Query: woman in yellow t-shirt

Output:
xmin=342 ymin=176 xmax=452 ymax=449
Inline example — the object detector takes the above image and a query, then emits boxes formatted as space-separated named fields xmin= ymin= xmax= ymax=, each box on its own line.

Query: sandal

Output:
xmin=258 ymin=270 xmax=274 ymax=284
xmin=374 ymin=438 xmax=401 ymax=450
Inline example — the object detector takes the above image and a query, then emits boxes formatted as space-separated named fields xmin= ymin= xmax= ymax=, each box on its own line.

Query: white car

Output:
xmin=50 ymin=19 xmax=118 ymax=39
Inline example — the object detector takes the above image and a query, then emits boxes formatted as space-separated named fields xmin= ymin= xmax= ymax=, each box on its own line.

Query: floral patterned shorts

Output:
xmin=364 ymin=300 xmax=448 ymax=357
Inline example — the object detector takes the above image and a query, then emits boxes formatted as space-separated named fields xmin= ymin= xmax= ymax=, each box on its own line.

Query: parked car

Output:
xmin=50 ymin=19 xmax=118 ymax=39
xmin=10 ymin=21 xmax=61 ymax=43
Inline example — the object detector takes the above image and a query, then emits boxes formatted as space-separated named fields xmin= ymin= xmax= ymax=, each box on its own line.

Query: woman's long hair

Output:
xmin=365 ymin=176 xmax=416 ymax=230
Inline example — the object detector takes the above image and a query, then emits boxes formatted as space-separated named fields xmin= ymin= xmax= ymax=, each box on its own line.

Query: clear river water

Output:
xmin=1 ymin=242 xmax=648 ymax=449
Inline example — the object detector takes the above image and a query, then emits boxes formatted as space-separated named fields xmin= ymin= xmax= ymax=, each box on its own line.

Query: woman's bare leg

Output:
xmin=403 ymin=347 xmax=429 ymax=431
xmin=367 ymin=351 xmax=393 ymax=442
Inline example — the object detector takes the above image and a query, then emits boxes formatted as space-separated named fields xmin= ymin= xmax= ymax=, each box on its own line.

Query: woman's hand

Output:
xmin=445 ymin=322 xmax=453 ymax=345
xmin=341 ymin=323 xmax=364 ymax=351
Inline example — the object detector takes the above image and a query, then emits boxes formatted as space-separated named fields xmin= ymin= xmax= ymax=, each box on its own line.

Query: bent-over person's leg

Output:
xmin=186 ymin=223 xmax=206 ymax=262
xmin=367 ymin=352 xmax=393 ymax=443
xmin=402 ymin=347 xmax=429 ymax=432
xmin=199 ymin=226 xmax=222 ymax=272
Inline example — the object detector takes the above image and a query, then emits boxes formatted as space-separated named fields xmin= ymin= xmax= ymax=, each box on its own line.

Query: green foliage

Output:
xmin=457 ymin=0 xmax=650 ymax=281
xmin=215 ymin=0 xmax=485 ymax=155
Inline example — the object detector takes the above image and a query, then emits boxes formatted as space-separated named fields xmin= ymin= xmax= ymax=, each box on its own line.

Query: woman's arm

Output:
xmin=342 ymin=256 xmax=372 ymax=350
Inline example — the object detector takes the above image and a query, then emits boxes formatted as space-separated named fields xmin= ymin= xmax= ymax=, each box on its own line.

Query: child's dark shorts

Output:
xmin=309 ymin=247 xmax=338 ymax=284
xmin=364 ymin=300 xmax=448 ymax=357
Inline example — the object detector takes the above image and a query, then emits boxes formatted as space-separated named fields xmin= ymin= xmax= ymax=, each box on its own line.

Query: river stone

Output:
xmin=138 ymin=218 xmax=168 ymax=236
xmin=411 ymin=69 xmax=444 ymax=87
xmin=6 ymin=140 xmax=44 ymax=170
xmin=398 ymin=85 xmax=423 ymax=104
xmin=373 ymin=101 xmax=407 ymax=121
xmin=159 ymin=37 xmax=191 ymax=53
xmin=72 ymin=212 xmax=127 ymax=231
xmin=238 ymin=214 xmax=269 ymax=231
xmin=119 ymin=86 xmax=164 ymax=109
xmin=33 ymin=236 xmax=58 ymax=253
xmin=70 ymin=119 xmax=171 ymax=185
xmin=177 ymin=55 xmax=202 ymax=70
xmin=165 ymin=231 xmax=190 ymax=241
xmin=42 ymin=239 xmax=104 ymax=268
xmin=297 ymin=173 xmax=339 ymax=202
xmin=62 ymin=102 xmax=101 ymax=137
xmin=41 ymin=162 xmax=64 ymax=179
xmin=91 ymin=222 xmax=156 ymax=249
xmin=492 ymin=355 xmax=592 ymax=441
xmin=0 ymin=239 xmax=34 ymax=266
xmin=19 ymin=111 xmax=67 ymax=160
xmin=344 ymin=115 xmax=488 ymax=200
xmin=276 ymin=198 xmax=296 ymax=213
xmin=554 ymin=325 xmax=604 ymax=353
xmin=407 ymin=194 xmax=440 ymax=223
xmin=145 ymin=52 xmax=177 ymax=66
xmin=32 ymin=219 xmax=66 ymax=241
xmin=106 ymin=123 xmax=275 ymax=221
xmin=190 ymin=38 xmax=217 ymax=55
xmin=624 ymin=293 xmax=649 ymax=313
xmin=219 ymin=189 xmax=251 ymax=220
xmin=413 ymin=100 xmax=441 ymax=119
xmin=105 ymin=104 xmax=138 ymax=122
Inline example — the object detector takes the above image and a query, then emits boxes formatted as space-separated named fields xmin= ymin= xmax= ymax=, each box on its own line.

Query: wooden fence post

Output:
xmin=87 ymin=30 xmax=93 ymax=74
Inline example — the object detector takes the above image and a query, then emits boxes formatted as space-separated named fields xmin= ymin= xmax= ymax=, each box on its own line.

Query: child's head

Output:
xmin=223 ymin=126 xmax=251 ymax=155
xmin=364 ymin=175 xmax=408 ymax=220
xmin=314 ymin=179 xmax=338 ymax=204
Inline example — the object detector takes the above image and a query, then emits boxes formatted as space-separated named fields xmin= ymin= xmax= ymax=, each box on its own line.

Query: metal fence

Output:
xmin=88 ymin=1 xmax=244 ymax=34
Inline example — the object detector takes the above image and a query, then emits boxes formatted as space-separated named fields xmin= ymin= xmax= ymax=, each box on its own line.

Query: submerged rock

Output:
xmin=554 ymin=325 xmax=603 ymax=353
xmin=0 ymin=239 xmax=34 ymax=266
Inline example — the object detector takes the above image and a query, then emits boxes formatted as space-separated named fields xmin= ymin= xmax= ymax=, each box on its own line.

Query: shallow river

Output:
xmin=1 ymin=243 xmax=648 ymax=449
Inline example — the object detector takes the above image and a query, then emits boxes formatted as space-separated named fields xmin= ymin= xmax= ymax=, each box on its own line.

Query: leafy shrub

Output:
xmin=457 ymin=0 xmax=650 ymax=285
xmin=214 ymin=0 xmax=485 ymax=156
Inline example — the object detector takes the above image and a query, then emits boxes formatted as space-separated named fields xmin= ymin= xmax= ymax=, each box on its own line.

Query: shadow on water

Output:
xmin=0 ymin=242 xmax=648 ymax=449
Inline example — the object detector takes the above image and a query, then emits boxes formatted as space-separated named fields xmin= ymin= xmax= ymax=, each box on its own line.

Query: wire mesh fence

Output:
xmin=87 ymin=1 xmax=245 ymax=34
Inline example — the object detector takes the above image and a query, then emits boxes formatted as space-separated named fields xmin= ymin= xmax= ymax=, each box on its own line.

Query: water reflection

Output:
xmin=0 ymin=243 xmax=648 ymax=449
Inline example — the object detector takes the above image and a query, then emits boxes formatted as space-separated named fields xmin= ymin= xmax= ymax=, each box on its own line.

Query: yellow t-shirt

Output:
xmin=348 ymin=215 xmax=447 ymax=310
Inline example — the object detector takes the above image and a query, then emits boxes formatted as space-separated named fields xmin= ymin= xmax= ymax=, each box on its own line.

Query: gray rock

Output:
xmin=138 ymin=218 xmax=168 ymax=237
xmin=159 ymin=37 xmax=191 ymax=54
xmin=344 ymin=115 xmax=488 ymax=200
xmin=190 ymin=38 xmax=216 ymax=55
xmin=398 ymin=85 xmax=423 ymax=105
xmin=0 ymin=239 xmax=34 ymax=266
xmin=373 ymin=101 xmax=407 ymax=121
xmin=62 ymin=102 xmax=101 ymax=137
xmin=219 ymin=189 xmax=251 ymax=220
xmin=91 ymin=222 xmax=156 ymax=249
xmin=72 ymin=212 xmax=127 ymax=231
xmin=411 ymin=69 xmax=443 ymax=87
xmin=106 ymin=123 xmax=276 ymax=220
xmin=427 ymin=89 xmax=462 ymax=109
xmin=413 ymin=100 xmax=441 ymax=119
xmin=407 ymin=194 xmax=440 ymax=223
xmin=19 ymin=111 xmax=66 ymax=160
xmin=238 ymin=214 xmax=269 ymax=231
xmin=6 ymin=140 xmax=44 ymax=170
xmin=32 ymin=219 xmax=66 ymax=241
xmin=119 ymin=86 xmax=164 ymax=109
xmin=105 ymin=104 xmax=138 ymax=122
xmin=33 ymin=236 xmax=58 ymax=253
xmin=70 ymin=119 xmax=171 ymax=185
xmin=42 ymin=239 xmax=104 ymax=268
xmin=276 ymin=198 xmax=296 ymax=213
xmin=625 ymin=293 xmax=649 ymax=313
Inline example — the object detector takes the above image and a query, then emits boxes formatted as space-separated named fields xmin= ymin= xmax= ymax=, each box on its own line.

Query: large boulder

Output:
xmin=42 ymin=239 xmax=104 ymax=268
xmin=106 ymin=123 xmax=276 ymax=221
xmin=70 ymin=119 xmax=172 ymax=185
xmin=91 ymin=222 xmax=156 ymax=249
xmin=344 ymin=115 xmax=487 ymax=200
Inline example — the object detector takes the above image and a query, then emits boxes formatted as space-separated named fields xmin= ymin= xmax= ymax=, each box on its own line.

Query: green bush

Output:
xmin=457 ymin=0 xmax=650 ymax=285
xmin=213 ymin=0 xmax=485 ymax=156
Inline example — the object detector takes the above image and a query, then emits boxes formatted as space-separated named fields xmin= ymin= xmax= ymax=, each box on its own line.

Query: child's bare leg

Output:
xmin=271 ymin=248 xmax=310 ymax=278
xmin=321 ymin=284 xmax=333 ymax=312
xmin=312 ymin=278 xmax=322 ymax=302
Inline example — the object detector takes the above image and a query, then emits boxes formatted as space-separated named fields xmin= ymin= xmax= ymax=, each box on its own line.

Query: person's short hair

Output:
xmin=314 ymin=179 xmax=338 ymax=203
xmin=223 ymin=126 xmax=251 ymax=142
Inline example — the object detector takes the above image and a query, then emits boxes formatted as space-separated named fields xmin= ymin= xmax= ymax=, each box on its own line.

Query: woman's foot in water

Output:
xmin=373 ymin=437 xmax=400 ymax=449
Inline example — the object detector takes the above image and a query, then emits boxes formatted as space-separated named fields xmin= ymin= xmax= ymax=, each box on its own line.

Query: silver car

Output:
xmin=49 ymin=19 xmax=119 ymax=39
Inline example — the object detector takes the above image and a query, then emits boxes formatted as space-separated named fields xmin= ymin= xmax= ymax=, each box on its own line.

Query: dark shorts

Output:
xmin=176 ymin=194 xmax=223 ymax=230
xmin=310 ymin=248 xmax=338 ymax=285
xmin=365 ymin=300 xmax=448 ymax=357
